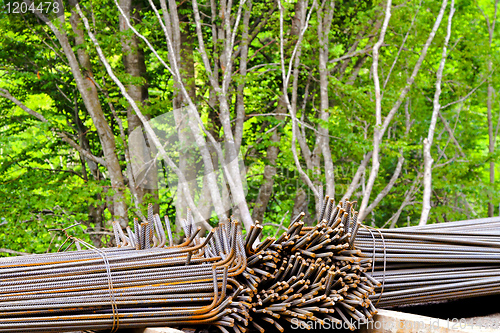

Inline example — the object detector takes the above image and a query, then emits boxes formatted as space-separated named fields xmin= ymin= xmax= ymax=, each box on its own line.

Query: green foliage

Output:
xmin=0 ymin=0 xmax=499 ymax=256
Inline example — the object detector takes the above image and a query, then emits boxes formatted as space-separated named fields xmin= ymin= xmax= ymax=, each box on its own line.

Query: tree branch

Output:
xmin=278 ymin=0 xmax=320 ymax=202
xmin=360 ymin=155 xmax=404 ymax=220
xmin=440 ymin=75 xmax=488 ymax=110
xmin=358 ymin=0 xmax=449 ymax=223
xmin=387 ymin=186 xmax=420 ymax=228
xmin=341 ymin=151 xmax=373 ymax=201
xmin=329 ymin=46 xmax=373 ymax=64
xmin=0 ymin=248 xmax=30 ymax=256
xmin=382 ymin=0 xmax=421 ymax=91
xmin=358 ymin=0 xmax=392 ymax=221
xmin=438 ymin=111 xmax=466 ymax=158
xmin=0 ymin=88 xmax=107 ymax=167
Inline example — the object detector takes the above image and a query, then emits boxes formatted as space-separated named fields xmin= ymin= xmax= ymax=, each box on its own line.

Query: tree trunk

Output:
xmin=420 ymin=138 xmax=433 ymax=225
xmin=174 ymin=10 xmax=200 ymax=227
xmin=487 ymin=60 xmax=495 ymax=217
xmin=251 ymin=98 xmax=285 ymax=223
xmin=64 ymin=4 xmax=128 ymax=228
xmin=358 ymin=0 xmax=392 ymax=222
xmin=316 ymin=0 xmax=335 ymax=199
xmin=119 ymin=0 xmax=158 ymax=214
xmin=419 ymin=0 xmax=454 ymax=226
xmin=479 ymin=0 xmax=498 ymax=217
xmin=358 ymin=0 xmax=448 ymax=223
xmin=292 ymin=187 xmax=309 ymax=223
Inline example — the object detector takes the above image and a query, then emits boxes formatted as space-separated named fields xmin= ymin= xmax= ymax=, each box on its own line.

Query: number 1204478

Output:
xmin=3 ymin=1 xmax=60 ymax=14
xmin=445 ymin=318 xmax=500 ymax=330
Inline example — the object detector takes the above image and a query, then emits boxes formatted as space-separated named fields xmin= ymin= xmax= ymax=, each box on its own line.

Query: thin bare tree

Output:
xmin=420 ymin=0 xmax=455 ymax=225
xmin=358 ymin=0 xmax=449 ymax=223
xmin=478 ymin=0 xmax=499 ymax=217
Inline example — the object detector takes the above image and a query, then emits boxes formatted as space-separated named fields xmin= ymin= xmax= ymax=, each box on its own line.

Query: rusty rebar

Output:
xmin=0 ymin=197 xmax=378 ymax=332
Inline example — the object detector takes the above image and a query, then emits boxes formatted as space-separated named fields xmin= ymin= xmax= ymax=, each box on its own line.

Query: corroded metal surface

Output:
xmin=355 ymin=216 xmax=500 ymax=308
xmin=2 ymin=200 xmax=500 ymax=332
xmin=232 ymin=197 xmax=378 ymax=332
xmin=0 ymin=199 xmax=377 ymax=332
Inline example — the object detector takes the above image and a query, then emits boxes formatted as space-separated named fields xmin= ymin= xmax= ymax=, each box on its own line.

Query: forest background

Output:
xmin=0 ymin=0 xmax=498 ymax=254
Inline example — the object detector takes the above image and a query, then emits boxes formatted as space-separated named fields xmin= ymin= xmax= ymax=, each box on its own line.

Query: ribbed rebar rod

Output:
xmin=356 ymin=216 xmax=500 ymax=308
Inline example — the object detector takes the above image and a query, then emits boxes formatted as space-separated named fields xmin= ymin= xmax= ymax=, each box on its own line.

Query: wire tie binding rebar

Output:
xmin=361 ymin=224 xmax=387 ymax=306
xmin=73 ymin=237 xmax=120 ymax=332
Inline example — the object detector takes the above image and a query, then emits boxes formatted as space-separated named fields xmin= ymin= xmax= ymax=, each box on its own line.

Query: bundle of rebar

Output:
xmin=0 ymin=199 xmax=377 ymax=332
xmin=355 ymin=217 xmax=500 ymax=308
xmin=230 ymin=196 xmax=378 ymax=332
xmin=0 ymin=207 xmax=247 ymax=332
xmin=4 ymin=196 xmax=500 ymax=332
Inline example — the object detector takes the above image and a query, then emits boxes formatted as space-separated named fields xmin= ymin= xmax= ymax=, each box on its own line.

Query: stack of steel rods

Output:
xmin=0 ymin=199 xmax=378 ymax=333
xmin=232 ymin=196 xmax=378 ymax=332
xmin=0 ymin=205 xmax=247 ymax=332
xmin=354 ymin=216 xmax=500 ymax=308
xmin=11 ymin=195 xmax=500 ymax=330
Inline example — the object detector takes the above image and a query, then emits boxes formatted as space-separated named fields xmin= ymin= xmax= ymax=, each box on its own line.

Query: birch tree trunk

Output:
xmin=358 ymin=0 xmax=392 ymax=222
xmin=251 ymin=99 xmax=285 ymax=223
xmin=420 ymin=0 xmax=454 ymax=226
xmin=358 ymin=0 xmax=449 ymax=223
xmin=316 ymin=0 xmax=335 ymax=199
xmin=487 ymin=59 xmax=496 ymax=217
xmin=252 ymin=0 xmax=305 ymax=223
xmin=480 ymin=0 xmax=499 ymax=217
xmin=278 ymin=0 xmax=322 ymax=218
xmin=58 ymin=3 xmax=129 ymax=228
xmin=170 ymin=2 xmax=199 ymax=228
